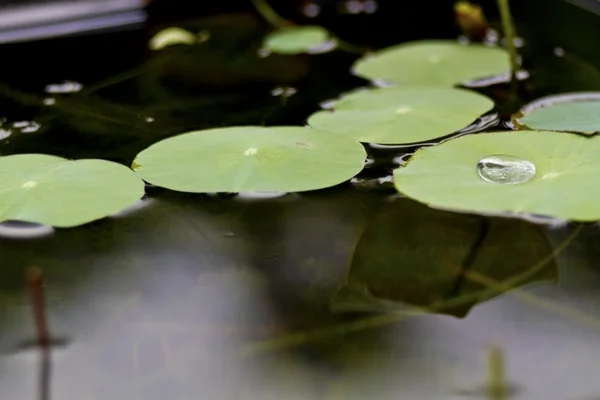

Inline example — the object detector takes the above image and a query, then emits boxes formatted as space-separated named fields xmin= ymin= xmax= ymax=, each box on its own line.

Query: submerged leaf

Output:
xmin=393 ymin=130 xmax=600 ymax=221
xmin=332 ymin=197 xmax=556 ymax=317
xmin=352 ymin=40 xmax=510 ymax=86
xmin=518 ymin=93 xmax=600 ymax=133
xmin=0 ymin=154 xmax=144 ymax=227
xmin=132 ymin=126 xmax=367 ymax=193
xmin=307 ymin=86 xmax=493 ymax=144
xmin=263 ymin=26 xmax=330 ymax=54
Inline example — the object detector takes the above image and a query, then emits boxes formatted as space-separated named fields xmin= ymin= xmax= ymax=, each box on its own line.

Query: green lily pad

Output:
xmin=307 ymin=86 xmax=494 ymax=144
xmin=518 ymin=93 xmax=600 ymax=134
xmin=352 ymin=40 xmax=510 ymax=86
xmin=264 ymin=26 xmax=330 ymax=54
xmin=393 ymin=130 xmax=600 ymax=221
xmin=132 ymin=126 xmax=366 ymax=193
xmin=149 ymin=27 xmax=196 ymax=50
xmin=0 ymin=154 xmax=144 ymax=227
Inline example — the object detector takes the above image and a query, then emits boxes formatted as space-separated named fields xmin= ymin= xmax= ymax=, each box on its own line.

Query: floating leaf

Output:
xmin=0 ymin=154 xmax=144 ymax=227
xmin=518 ymin=92 xmax=600 ymax=134
xmin=132 ymin=126 xmax=366 ymax=193
xmin=307 ymin=86 xmax=493 ymax=144
xmin=393 ymin=130 xmax=600 ymax=221
xmin=332 ymin=197 xmax=556 ymax=317
xmin=352 ymin=40 xmax=510 ymax=86
xmin=263 ymin=26 xmax=330 ymax=54
xmin=149 ymin=27 xmax=196 ymax=50
xmin=153 ymin=14 xmax=311 ymax=87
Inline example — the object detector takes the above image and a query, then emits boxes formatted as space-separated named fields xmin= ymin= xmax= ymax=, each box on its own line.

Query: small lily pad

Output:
xmin=0 ymin=154 xmax=145 ymax=227
xmin=352 ymin=40 xmax=510 ymax=86
xmin=132 ymin=126 xmax=366 ymax=193
xmin=518 ymin=92 xmax=600 ymax=133
xmin=307 ymin=86 xmax=494 ymax=144
xmin=264 ymin=26 xmax=330 ymax=54
xmin=149 ymin=27 xmax=196 ymax=50
xmin=393 ymin=130 xmax=600 ymax=221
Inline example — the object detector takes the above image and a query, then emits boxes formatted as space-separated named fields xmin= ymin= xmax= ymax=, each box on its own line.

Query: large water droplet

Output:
xmin=477 ymin=155 xmax=536 ymax=184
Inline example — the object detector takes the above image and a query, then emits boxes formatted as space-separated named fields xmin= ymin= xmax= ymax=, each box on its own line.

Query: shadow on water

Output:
xmin=2 ymin=1 xmax=600 ymax=399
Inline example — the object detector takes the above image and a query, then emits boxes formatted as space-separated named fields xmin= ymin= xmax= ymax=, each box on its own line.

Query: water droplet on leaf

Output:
xmin=477 ymin=155 xmax=536 ymax=184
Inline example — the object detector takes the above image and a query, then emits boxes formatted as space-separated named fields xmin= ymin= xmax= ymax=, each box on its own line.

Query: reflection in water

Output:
xmin=44 ymin=81 xmax=83 ymax=94
xmin=0 ymin=179 xmax=597 ymax=398
xmin=12 ymin=120 xmax=41 ymax=133
xmin=0 ymin=221 xmax=54 ymax=239
xmin=236 ymin=191 xmax=290 ymax=200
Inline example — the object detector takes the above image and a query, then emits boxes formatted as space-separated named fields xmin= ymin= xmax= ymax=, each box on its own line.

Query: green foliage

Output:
xmin=132 ymin=126 xmax=366 ymax=193
xmin=394 ymin=130 xmax=600 ymax=221
xmin=307 ymin=86 xmax=494 ymax=144
xmin=352 ymin=40 xmax=510 ymax=86
xmin=0 ymin=154 xmax=144 ymax=227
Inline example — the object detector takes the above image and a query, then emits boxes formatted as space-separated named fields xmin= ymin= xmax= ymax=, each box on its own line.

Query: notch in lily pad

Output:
xmin=263 ymin=26 xmax=332 ymax=55
xmin=132 ymin=126 xmax=367 ymax=193
xmin=393 ymin=130 xmax=600 ymax=221
xmin=0 ymin=154 xmax=145 ymax=227
xmin=351 ymin=40 xmax=510 ymax=86
xmin=516 ymin=92 xmax=600 ymax=134
xmin=307 ymin=86 xmax=494 ymax=144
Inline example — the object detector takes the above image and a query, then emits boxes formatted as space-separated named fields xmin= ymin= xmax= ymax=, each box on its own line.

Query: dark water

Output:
xmin=2 ymin=1 xmax=600 ymax=399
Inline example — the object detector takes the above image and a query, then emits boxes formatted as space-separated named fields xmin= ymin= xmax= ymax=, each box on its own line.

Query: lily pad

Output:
xmin=0 ymin=154 xmax=145 ymax=227
xmin=352 ymin=40 xmax=510 ymax=86
xmin=307 ymin=86 xmax=494 ymax=144
xmin=149 ymin=27 xmax=196 ymax=50
xmin=132 ymin=126 xmax=367 ymax=193
xmin=518 ymin=92 xmax=600 ymax=133
xmin=332 ymin=197 xmax=556 ymax=317
xmin=393 ymin=130 xmax=600 ymax=221
xmin=263 ymin=25 xmax=330 ymax=54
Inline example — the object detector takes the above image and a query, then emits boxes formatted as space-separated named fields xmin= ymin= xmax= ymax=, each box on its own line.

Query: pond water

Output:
xmin=2 ymin=1 xmax=600 ymax=399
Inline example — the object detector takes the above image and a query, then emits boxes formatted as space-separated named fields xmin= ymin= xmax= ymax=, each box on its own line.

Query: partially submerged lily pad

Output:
xmin=332 ymin=197 xmax=556 ymax=317
xmin=132 ymin=126 xmax=367 ymax=193
xmin=307 ymin=86 xmax=494 ymax=144
xmin=517 ymin=92 xmax=600 ymax=134
xmin=393 ymin=130 xmax=600 ymax=221
xmin=352 ymin=40 xmax=510 ymax=86
xmin=263 ymin=26 xmax=330 ymax=55
xmin=0 ymin=154 xmax=144 ymax=227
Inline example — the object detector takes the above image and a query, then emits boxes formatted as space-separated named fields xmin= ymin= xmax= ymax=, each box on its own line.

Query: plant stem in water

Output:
xmin=250 ymin=0 xmax=294 ymax=28
xmin=496 ymin=0 xmax=519 ymax=79
xmin=487 ymin=345 xmax=508 ymax=400
xmin=27 ymin=267 xmax=50 ymax=349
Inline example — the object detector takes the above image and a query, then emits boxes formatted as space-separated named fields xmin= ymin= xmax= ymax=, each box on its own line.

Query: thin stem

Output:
xmin=487 ymin=345 xmax=508 ymax=400
xmin=334 ymin=36 xmax=370 ymax=55
xmin=250 ymin=0 xmax=294 ymax=28
xmin=496 ymin=0 xmax=519 ymax=79
xmin=26 ymin=267 xmax=50 ymax=349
